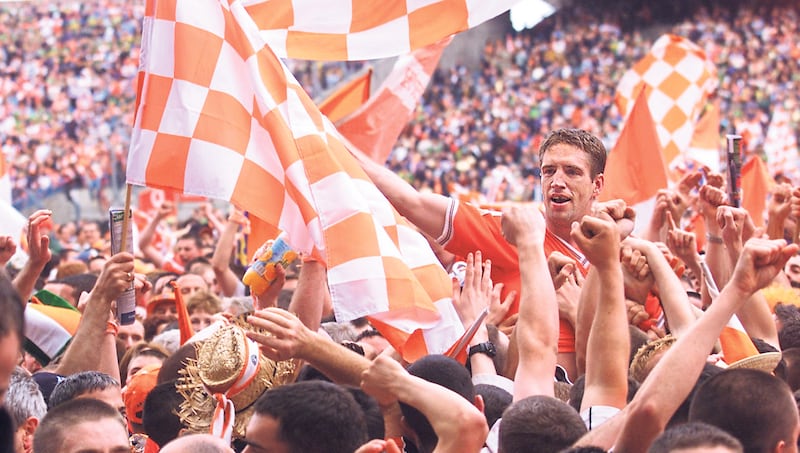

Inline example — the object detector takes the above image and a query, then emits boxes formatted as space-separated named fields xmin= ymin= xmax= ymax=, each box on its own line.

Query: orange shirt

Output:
xmin=438 ymin=200 xmax=587 ymax=353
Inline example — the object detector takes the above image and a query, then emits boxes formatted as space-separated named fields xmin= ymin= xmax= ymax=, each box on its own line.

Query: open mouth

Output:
xmin=550 ymin=194 xmax=571 ymax=205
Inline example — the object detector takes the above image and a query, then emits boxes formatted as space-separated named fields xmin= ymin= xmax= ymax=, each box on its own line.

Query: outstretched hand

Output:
xmin=247 ymin=307 xmax=314 ymax=362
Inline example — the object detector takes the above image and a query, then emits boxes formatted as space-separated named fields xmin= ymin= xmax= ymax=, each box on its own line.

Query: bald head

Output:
xmin=160 ymin=434 xmax=234 ymax=453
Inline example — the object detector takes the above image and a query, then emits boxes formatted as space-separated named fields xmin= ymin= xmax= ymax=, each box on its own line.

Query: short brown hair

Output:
xmin=186 ymin=291 xmax=222 ymax=315
xmin=539 ymin=128 xmax=607 ymax=179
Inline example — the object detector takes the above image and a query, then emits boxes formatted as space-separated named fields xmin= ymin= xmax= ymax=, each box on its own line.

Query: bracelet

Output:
xmin=705 ymin=233 xmax=724 ymax=244
xmin=105 ymin=320 xmax=119 ymax=336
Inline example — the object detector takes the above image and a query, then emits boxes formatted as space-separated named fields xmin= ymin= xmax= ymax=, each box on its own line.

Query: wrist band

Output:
xmin=705 ymin=233 xmax=724 ymax=244
xmin=106 ymin=320 xmax=119 ymax=336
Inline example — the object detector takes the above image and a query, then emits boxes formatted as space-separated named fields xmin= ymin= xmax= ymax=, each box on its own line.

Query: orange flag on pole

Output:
xmin=741 ymin=156 xmax=775 ymax=228
xmin=600 ymin=87 xmax=668 ymax=205
xmin=170 ymin=281 xmax=194 ymax=345
xmin=318 ymin=68 xmax=373 ymax=124
xmin=687 ymin=99 xmax=721 ymax=172
xmin=337 ymin=37 xmax=451 ymax=164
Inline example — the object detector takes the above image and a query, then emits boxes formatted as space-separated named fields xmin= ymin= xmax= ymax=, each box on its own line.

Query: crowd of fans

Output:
xmin=1 ymin=1 xmax=800 ymax=453
xmin=2 ymin=2 xmax=799 ymax=214
xmin=391 ymin=3 xmax=800 ymax=203
xmin=0 ymin=0 xmax=363 ymax=213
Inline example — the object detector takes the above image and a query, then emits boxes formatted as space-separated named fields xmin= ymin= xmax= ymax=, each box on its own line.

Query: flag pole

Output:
xmin=120 ymin=184 xmax=132 ymax=254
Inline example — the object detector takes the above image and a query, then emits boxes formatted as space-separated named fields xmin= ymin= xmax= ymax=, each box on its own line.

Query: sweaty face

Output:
xmin=541 ymin=143 xmax=602 ymax=235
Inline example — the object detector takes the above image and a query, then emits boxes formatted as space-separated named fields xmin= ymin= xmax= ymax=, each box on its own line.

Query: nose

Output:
xmin=550 ymin=171 xmax=567 ymax=188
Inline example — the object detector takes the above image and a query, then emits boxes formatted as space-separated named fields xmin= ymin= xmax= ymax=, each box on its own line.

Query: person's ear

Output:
xmin=593 ymin=174 xmax=605 ymax=198
xmin=473 ymin=394 xmax=485 ymax=414
xmin=22 ymin=416 xmax=38 ymax=451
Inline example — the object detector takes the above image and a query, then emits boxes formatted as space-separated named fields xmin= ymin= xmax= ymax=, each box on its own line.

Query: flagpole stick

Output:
xmin=120 ymin=184 xmax=132 ymax=254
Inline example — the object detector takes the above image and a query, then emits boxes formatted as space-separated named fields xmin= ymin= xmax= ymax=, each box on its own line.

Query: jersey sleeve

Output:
xmin=437 ymin=199 xmax=519 ymax=273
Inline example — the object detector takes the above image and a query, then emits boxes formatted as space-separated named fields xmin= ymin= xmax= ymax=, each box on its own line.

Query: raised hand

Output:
xmin=592 ymin=199 xmax=636 ymax=239
xmin=91 ymin=252 xmax=136 ymax=303
xmin=730 ymin=238 xmax=798 ymax=295
xmin=360 ymin=354 xmax=406 ymax=406
xmin=26 ymin=209 xmax=53 ymax=267
xmin=548 ymin=251 xmax=578 ymax=290
xmin=665 ymin=211 xmax=700 ymax=270
xmin=247 ymin=307 xmax=315 ymax=362
xmin=0 ymin=236 xmax=16 ymax=267
xmin=453 ymin=251 xmax=493 ymax=327
xmin=501 ymin=206 xmax=546 ymax=248
xmin=570 ymin=212 xmax=620 ymax=269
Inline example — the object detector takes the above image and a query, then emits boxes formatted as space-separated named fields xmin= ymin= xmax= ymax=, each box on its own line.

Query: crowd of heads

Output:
xmin=1 ymin=1 xmax=800 ymax=453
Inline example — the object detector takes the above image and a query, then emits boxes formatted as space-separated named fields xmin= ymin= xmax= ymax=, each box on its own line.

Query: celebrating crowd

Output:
xmin=2 ymin=0 xmax=800 ymax=453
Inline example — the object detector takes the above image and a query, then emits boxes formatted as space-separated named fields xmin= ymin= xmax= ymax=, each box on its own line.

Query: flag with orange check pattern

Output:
xmin=615 ymin=34 xmax=717 ymax=179
xmin=127 ymin=0 xmax=463 ymax=361
xmin=245 ymin=0 xmax=518 ymax=61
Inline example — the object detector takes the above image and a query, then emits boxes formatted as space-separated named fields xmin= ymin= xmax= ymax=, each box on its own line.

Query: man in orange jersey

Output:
xmin=355 ymin=128 xmax=632 ymax=379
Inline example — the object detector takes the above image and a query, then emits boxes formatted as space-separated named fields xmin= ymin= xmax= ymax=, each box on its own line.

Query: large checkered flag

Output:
xmin=615 ymin=34 xmax=717 ymax=178
xmin=127 ymin=0 xmax=463 ymax=361
xmin=245 ymin=0 xmax=518 ymax=60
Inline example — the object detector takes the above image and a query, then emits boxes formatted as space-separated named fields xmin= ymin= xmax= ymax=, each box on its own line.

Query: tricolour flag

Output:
xmin=337 ymin=36 xmax=451 ymax=164
xmin=245 ymin=0 xmax=517 ymax=61
xmin=318 ymin=68 xmax=373 ymax=124
xmin=764 ymin=105 xmax=800 ymax=184
xmin=615 ymin=34 xmax=717 ymax=179
xmin=127 ymin=0 xmax=462 ymax=361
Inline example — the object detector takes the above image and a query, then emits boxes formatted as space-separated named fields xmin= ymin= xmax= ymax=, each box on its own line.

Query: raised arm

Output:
xmin=612 ymin=238 xmax=798 ymax=453
xmin=361 ymin=355 xmax=487 ymax=453
xmin=500 ymin=206 xmax=557 ymax=400
xmin=717 ymin=206 xmax=778 ymax=349
xmin=137 ymin=202 xmax=173 ymax=269
xmin=351 ymin=147 xmax=451 ymax=239
xmin=13 ymin=210 xmax=53 ymax=301
xmin=624 ymin=237 xmax=696 ymax=338
xmin=572 ymin=212 xmax=629 ymax=413
xmin=210 ymin=207 xmax=248 ymax=297
xmin=56 ymin=252 xmax=136 ymax=381
xmin=247 ymin=307 xmax=370 ymax=387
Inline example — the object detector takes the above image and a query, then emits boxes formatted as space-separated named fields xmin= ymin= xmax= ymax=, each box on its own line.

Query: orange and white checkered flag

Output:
xmin=615 ymin=34 xmax=717 ymax=178
xmin=127 ymin=0 xmax=462 ymax=361
xmin=246 ymin=0 xmax=517 ymax=61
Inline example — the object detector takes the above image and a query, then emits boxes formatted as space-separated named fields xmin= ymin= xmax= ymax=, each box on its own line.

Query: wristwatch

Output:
xmin=468 ymin=341 xmax=497 ymax=359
